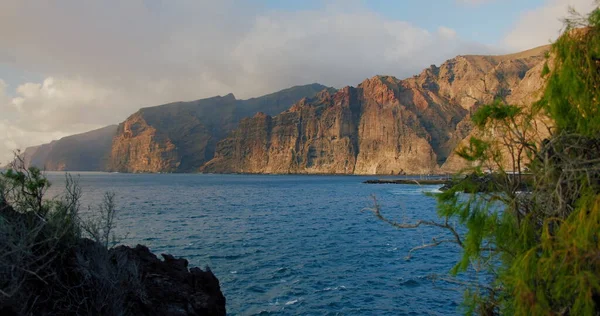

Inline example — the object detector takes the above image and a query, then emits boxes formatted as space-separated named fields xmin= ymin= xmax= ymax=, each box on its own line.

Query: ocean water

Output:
xmin=45 ymin=173 xmax=464 ymax=315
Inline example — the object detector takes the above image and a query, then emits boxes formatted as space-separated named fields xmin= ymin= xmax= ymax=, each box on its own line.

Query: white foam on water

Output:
xmin=389 ymin=186 xmax=444 ymax=196
xmin=323 ymin=285 xmax=347 ymax=291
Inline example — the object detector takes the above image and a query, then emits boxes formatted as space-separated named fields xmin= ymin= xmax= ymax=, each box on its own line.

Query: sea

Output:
xmin=44 ymin=172 xmax=465 ymax=315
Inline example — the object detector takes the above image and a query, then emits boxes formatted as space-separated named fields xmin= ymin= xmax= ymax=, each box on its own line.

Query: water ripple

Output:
xmin=46 ymin=173 xmax=464 ymax=315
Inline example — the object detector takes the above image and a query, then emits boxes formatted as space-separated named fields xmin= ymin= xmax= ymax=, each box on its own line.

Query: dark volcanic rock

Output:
xmin=110 ymin=245 xmax=226 ymax=316
xmin=0 ymin=203 xmax=225 ymax=316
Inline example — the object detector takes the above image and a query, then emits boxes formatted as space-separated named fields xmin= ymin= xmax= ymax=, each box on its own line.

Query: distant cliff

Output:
xmin=22 ymin=46 xmax=550 ymax=174
xmin=23 ymin=84 xmax=331 ymax=172
xmin=202 ymin=46 xmax=549 ymax=174
xmin=23 ymin=125 xmax=118 ymax=171
xmin=107 ymin=84 xmax=333 ymax=173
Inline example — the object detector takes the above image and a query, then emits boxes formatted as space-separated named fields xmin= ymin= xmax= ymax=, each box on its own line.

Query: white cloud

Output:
xmin=438 ymin=26 xmax=458 ymax=40
xmin=229 ymin=11 xmax=486 ymax=91
xmin=0 ymin=78 xmax=110 ymax=163
xmin=503 ymin=0 xmax=596 ymax=50
xmin=0 ymin=0 xmax=497 ymax=162
xmin=0 ymin=123 xmax=70 ymax=165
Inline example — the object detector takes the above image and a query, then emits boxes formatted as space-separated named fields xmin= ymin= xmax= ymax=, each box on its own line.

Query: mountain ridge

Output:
xmin=20 ymin=45 xmax=550 ymax=174
xmin=22 ymin=125 xmax=118 ymax=171
xmin=20 ymin=84 xmax=333 ymax=172
xmin=202 ymin=46 xmax=550 ymax=174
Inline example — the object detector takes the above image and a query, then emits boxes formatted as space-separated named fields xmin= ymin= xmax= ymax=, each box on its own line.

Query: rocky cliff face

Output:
xmin=22 ymin=84 xmax=331 ymax=173
xmin=22 ymin=46 xmax=550 ymax=174
xmin=203 ymin=46 xmax=550 ymax=174
xmin=441 ymin=47 xmax=552 ymax=172
xmin=108 ymin=84 xmax=333 ymax=173
xmin=23 ymin=125 xmax=118 ymax=171
xmin=203 ymin=89 xmax=362 ymax=174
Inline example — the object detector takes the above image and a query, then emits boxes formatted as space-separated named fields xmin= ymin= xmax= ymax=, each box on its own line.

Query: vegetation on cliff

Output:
xmin=369 ymin=6 xmax=600 ymax=315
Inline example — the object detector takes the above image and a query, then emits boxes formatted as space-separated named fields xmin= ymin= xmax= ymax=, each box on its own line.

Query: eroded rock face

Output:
xmin=203 ymin=88 xmax=362 ymax=174
xmin=203 ymin=46 xmax=550 ymax=174
xmin=108 ymin=84 xmax=332 ymax=173
xmin=108 ymin=103 xmax=216 ymax=173
xmin=20 ymin=46 xmax=550 ymax=174
xmin=441 ymin=47 xmax=553 ymax=172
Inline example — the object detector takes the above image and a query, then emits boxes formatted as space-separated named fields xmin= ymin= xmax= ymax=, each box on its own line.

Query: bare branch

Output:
xmin=363 ymin=195 xmax=465 ymax=253
xmin=405 ymin=239 xmax=460 ymax=260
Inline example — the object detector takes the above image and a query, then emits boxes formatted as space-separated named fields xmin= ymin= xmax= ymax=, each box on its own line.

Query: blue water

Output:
xmin=45 ymin=173 xmax=464 ymax=315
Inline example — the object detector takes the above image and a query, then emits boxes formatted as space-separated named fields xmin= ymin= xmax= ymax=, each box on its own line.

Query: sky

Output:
xmin=0 ymin=0 xmax=596 ymax=163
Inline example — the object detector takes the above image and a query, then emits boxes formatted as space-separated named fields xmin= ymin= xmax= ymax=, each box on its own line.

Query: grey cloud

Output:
xmin=0 ymin=0 xmax=500 ymax=162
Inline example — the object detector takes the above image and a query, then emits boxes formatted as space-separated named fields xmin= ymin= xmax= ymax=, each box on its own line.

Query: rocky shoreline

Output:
xmin=0 ymin=202 xmax=226 ymax=316
xmin=363 ymin=178 xmax=449 ymax=185
xmin=364 ymin=173 xmax=532 ymax=193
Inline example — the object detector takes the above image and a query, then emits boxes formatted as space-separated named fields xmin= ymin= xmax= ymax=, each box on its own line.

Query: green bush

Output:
xmin=442 ymin=6 xmax=600 ymax=314
xmin=370 ymin=6 xmax=600 ymax=315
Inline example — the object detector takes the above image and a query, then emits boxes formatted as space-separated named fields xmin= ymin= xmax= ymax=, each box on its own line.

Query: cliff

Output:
xmin=202 ymin=46 xmax=550 ymax=174
xmin=441 ymin=47 xmax=552 ymax=172
xmin=108 ymin=84 xmax=333 ymax=173
xmin=23 ymin=125 xmax=118 ymax=171
xmin=22 ymin=84 xmax=331 ymax=173
xmin=21 ymin=46 xmax=551 ymax=174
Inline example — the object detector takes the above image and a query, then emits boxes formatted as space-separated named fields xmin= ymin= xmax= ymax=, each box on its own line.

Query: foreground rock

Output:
xmin=110 ymin=245 xmax=226 ymax=316
xmin=0 ymin=203 xmax=226 ymax=316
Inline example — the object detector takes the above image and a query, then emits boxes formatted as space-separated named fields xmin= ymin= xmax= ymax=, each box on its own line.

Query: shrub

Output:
xmin=0 ymin=155 xmax=141 ymax=315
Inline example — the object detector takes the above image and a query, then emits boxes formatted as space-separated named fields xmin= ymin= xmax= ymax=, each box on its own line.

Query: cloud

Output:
xmin=503 ymin=0 xmax=596 ymax=50
xmin=0 ymin=0 xmax=496 ymax=162
xmin=438 ymin=26 xmax=458 ymax=40
xmin=0 ymin=78 xmax=109 ymax=163
xmin=0 ymin=0 xmax=494 ymax=95
xmin=0 ymin=123 xmax=70 ymax=165
xmin=229 ymin=10 xmax=488 ymax=91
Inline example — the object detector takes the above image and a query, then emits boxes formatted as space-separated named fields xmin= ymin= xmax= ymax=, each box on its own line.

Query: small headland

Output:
xmin=364 ymin=173 xmax=532 ymax=193
xmin=363 ymin=179 xmax=449 ymax=185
